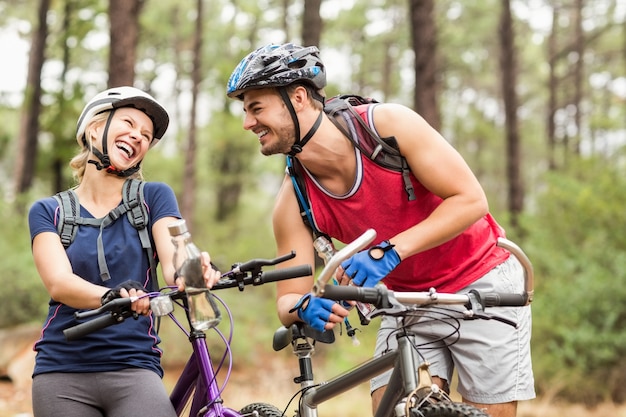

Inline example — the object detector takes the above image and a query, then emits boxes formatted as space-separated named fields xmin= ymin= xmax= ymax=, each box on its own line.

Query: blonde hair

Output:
xmin=69 ymin=110 xmax=143 ymax=183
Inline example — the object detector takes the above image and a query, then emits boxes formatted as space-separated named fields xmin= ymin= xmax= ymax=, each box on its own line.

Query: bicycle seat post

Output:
xmin=292 ymin=335 xmax=316 ymax=389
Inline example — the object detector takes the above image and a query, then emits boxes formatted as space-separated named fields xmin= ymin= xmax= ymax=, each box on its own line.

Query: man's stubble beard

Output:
xmin=261 ymin=123 xmax=297 ymax=156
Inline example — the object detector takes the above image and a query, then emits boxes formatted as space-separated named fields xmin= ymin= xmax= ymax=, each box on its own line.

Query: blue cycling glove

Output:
xmin=289 ymin=293 xmax=336 ymax=332
xmin=341 ymin=240 xmax=401 ymax=287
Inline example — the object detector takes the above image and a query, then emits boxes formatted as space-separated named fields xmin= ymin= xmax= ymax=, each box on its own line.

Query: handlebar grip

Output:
xmin=63 ymin=313 xmax=120 ymax=341
xmin=260 ymin=265 xmax=313 ymax=284
xmin=483 ymin=292 xmax=529 ymax=307
xmin=321 ymin=285 xmax=382 ymax=306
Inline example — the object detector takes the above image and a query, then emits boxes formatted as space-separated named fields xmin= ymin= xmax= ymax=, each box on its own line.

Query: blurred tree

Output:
xmin=302 ymin=0 xmax=322 ymax=47
xmin=498 ymin=0 xmax=523 ymax=229
xmin=547 ymin=5 xmax=559 ymax=170
xmin=181 ymin=0 xmax=203 ymax=229
xmin=13 ymin=0 xmax=49 ymax=199
xmin=408 ymin=0 xmax=440 ymax=130
xmin=108 ymin=0 xmax=142 ymax=86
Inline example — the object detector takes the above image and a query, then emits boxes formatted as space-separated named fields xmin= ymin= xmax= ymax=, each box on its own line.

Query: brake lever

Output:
xmin=75 ymin=297 xmax=134 ymax=320
xmin=463 ymin=311 xmax=519 ymax=328
xmin=463 ymin=291 xmax=519 ymax=328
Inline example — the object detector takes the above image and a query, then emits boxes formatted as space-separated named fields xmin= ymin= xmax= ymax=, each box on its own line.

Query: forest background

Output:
xmin=1 ymin=0 xmax=626 ymax=414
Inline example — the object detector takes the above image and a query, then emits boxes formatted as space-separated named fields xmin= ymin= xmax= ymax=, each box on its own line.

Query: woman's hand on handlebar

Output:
xmin=175 ymin=251 xmax=222 ymax=292
xmin=101 ymin=281 xmax=150 ymax=316
xmin=126 ymin=287 xmax=150 ymax=316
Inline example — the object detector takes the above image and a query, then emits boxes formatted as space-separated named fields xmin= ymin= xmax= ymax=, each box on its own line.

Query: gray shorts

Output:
xmin=370 ymin=256 xmax=536 ymax=404
xmin=32 ymin=368 xmax=176 ymax=417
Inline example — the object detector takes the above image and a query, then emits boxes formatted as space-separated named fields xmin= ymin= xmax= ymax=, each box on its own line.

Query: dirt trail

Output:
xmin=2 ymin=355 xmax=626 ymax=417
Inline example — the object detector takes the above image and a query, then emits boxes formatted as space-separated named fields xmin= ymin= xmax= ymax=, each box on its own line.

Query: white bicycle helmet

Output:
xmin=76 ymin=86 xmax=169 ymax=148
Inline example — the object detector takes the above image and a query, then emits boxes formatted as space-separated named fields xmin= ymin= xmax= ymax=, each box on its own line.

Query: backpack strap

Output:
xmin=122 ymin=179 xmax=158 ymax=291
xmin=325 ymin=95 xmax=416 ymax=201
xmin=53 ymin=180 xmax=158 ymax=291
xmin=54 ymin=190 xmax=79 ymax=248
xmin=286 ymin=155 xmax=329 ymax=240
xmin=53 ymin=189 xmax=104 ymax=247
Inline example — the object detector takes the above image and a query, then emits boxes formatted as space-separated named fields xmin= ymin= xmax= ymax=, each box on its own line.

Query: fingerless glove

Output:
xmin=101 ymin=280 xmax=148 ymax=305
xmin=289 ymin=293 xmax=336 ymax=332
xmin=341 ymin=240 xmax=401 ymax=287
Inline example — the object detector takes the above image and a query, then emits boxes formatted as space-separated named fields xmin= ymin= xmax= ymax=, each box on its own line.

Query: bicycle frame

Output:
xmin=169 ymin=319 xmax=241 ymax=417
xmin=283 ymin=320 xmax=439 ymax=417
xmin=64 ymin=254 xmax=312 ymax=417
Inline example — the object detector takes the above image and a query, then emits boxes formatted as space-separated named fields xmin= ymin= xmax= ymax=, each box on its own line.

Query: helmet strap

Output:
xmin=278 ymin=89 xmax=302 ymax=155
xmin=86 ymin=109 xmax=141 ymax=178
xmin=279 ymin=88 xmax=323 ymax=156
xmin=295 ymin=110 xmax=323 ymax=154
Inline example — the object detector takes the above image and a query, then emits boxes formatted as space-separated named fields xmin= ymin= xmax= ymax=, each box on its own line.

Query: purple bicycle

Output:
xmin=64 ymin=251 xmax=311 ymax=417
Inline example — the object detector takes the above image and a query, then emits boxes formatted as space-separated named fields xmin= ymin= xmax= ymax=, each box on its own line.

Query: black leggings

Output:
xmin=32 ymin=368 xmax=177 ymax=417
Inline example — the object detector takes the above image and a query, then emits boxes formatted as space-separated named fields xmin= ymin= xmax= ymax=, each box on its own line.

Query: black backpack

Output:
xmin=287 ymin=94 xmax=416 ymax=238
xmin=53 ymin=178 xmax=158 ymax=290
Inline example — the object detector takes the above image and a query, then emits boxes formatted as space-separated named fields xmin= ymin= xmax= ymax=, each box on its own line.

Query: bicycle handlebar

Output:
xmin=64 ymin=254 xmax=312 ymax=341
xmin=213 ymin=264 xmax=312 ymax=290
xmin=322 ymin=284 xmax=529 ymax=309
xmin=64 ymin=298 xmax=133 ymax=341
xmin=313 ymin=229 xmax=534 ymax=309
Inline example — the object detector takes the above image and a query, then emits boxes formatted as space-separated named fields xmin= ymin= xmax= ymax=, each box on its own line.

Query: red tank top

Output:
xmin=303 ymin=105 xmax=509 ymax=293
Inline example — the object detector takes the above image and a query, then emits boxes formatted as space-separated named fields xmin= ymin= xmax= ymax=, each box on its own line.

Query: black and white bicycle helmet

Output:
xmin=227 ymin=44 xmax=326 ymax=155
xmin=227 ymin=43 xmax=326 ymax=100
xmin=76 ymin=86 xmax=169 ymax=177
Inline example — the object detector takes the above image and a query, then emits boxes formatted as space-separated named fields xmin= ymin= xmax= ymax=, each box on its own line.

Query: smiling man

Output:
xmin=226 ymin=43 xmax=535 ymax=417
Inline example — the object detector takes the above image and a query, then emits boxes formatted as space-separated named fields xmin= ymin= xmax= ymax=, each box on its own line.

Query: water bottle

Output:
xmin=168 ymin=219 xmax=221 ymax=331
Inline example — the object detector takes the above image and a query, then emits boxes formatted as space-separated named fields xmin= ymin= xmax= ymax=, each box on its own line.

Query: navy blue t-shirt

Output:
xmin=28 ymin=181 xmax=181 ymax=378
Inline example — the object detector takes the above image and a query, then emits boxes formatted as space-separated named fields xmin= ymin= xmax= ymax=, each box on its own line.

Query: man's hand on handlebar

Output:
xmin=289 ymin=293 xmax=351 ymax=332
xmin=175 ymin=251 xmax=222 ymax=292
xmin=337 ymin=240 xmax=401 ymax=287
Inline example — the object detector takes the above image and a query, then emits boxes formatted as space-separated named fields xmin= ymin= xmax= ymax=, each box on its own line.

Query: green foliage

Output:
xmin=526 ymin=156 xmax=626 ymax=404
xmin=0 ymin=198 xmax=49 ymax=327
xmin=3 ymin=0 xmax=626 ymax=407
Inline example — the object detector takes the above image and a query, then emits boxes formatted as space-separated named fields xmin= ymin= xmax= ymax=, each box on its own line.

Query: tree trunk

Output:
xmin=108 ymin=0 xmax=143 ymax=87
xmin=499 ymin=0 xmax=524 ymax=228
xmin=51 ymin=0 xmax=74 ymax=194
xmin=408 ymin=0 xmax=440 ymax=130
xmin=13 ymin=0 xmax=50 ymax=197
xmin=281 ymin=0 xmax=290 ymax=42
xmin=572 ymin=0 xmax=584 ymax=156
xmin=302 ymin=0 xmax=322 ymax=47
xmin=547 ymin=6 xmax=559 ymax=171
xmin=181 ymin=0 xmax=203 ymax=231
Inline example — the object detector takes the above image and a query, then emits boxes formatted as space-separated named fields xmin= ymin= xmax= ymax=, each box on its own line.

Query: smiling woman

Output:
xmin=25 ymin=86 xmax=222 ymax=417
